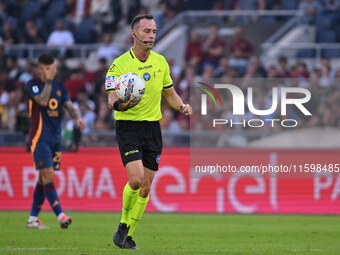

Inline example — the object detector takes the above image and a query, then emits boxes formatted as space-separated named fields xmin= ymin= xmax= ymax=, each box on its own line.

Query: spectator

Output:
xmin=0 ymin=20 xmax=19 ymax=45
xmin=267 ymin=65 xmax=279 ymax=78
xmin=319 ymin=64 xmax=332 ymax=87
xmin=295 ymin=62 xmax=310 ymax=78
xmin=73 ymin=87 xmax=96 ymax=112
xmin=298 ymin=0 xmax=320 ymax=24
xmin=235 ymin=0 xmax=265 ymax=22
xmin=154 ymin=0 xmax=187 ymax=28
xmin=201 ymin=63 xmax=215 ymax=79
xmin=77 ymin=62 xmax=97 ymax=94
xmin=229 ymin=26 xmax=254 ymax=76
xmin=93 ymin=100 xmax=114 ymax=129
xmin=0 ymin=71 xmax=9 ymax=110
xmin=201 ymin=24 xmax=225 ymax=68
xmin=18 ymin=62 xmax=36 ymax=84
xmin=241 ymin=64 xmax=259 ymax=89
xmin=93 ymin=118 xmax=110 ymax=130
xmin=229 ymin=27 xmax=254 ymax=61
xmin=335 ymin=68 xmax=340 ymax=79
xmin=277 ymin=55 xmax=290 ymax=78
xmin=322 ymin=0 xmax=340 ymax=13
xmin=65 ymin=69 xmax=86 ymax=100
xmin=185 ymin=29 xmax=203 ymax=67
xmin=56 ymin=58 xmax=72 ymax=82
xmin=0 ymin=2 xmax=8 ymax=28
xmin=97 ymin=32 xmax=121 ymax=64
xmin=214 ymin=57 xmax=229 ymax=77
xmin=178 ymin=65 xmax=196 ymax=97
xmin=321 ymin=58 xmax=336 ymax=78
xmin=6 ymin=55 xmax=22 ymax=80
xmin=91 ymin=0 xmax=116 ymax=31
xmin=47 ymin=19 xmax=75 ymax=56
xmin=66 ymin=0 xmax=92 ymax=25
xmin=250 ymin=56 xmax=267 ymax=77
xmin=111 ymin=0 xmax=123 ymax=28
xmin=160 ymin=108 xmax=184 ymax=145
xmin=0 ymin=87 xmax=26 ymax=131
xmin=22 ymin=19 xmax=45 ymax=44
xmin=0 ymin=45 xmax=6 ymax=71
xmin=93 ymin=58 xmax=109 ymax=95
xmin=77 ymin=101 xmax=96 ymax=134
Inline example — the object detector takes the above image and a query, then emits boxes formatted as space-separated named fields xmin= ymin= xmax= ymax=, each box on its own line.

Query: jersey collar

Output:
xmin=129 ymin=47 xmax=151 ymax=63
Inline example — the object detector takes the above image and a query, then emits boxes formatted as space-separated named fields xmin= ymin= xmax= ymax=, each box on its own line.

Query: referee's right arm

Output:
xmin=107 ymin=91 xmax=118 ymax=110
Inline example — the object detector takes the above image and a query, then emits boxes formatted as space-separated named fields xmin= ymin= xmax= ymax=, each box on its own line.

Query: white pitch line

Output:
xmin=291 ymin=249 xmax=323 ymax=252
xmin=0 ymin=247 xmax=110 ymax=251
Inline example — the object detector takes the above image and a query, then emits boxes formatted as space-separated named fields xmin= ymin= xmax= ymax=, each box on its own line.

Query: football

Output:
xmin=115 ymin=72 xmax=145 ymax=102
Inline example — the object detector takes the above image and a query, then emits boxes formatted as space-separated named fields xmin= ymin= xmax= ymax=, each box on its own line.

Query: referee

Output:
xmin=106 ymin=14 xmax=192 ymax=249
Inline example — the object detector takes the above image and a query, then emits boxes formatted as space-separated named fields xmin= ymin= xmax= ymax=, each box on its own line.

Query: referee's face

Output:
xmin=134 ymin=18 xmax=157 ymax=51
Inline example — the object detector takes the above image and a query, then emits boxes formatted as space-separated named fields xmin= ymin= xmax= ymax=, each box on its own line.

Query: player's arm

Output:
xmin=105 ymin=63 xmax=139 ymax=111
xmin=162 ymin=87 xmax=192 ymax=116
xmin=63 ymin=101 xmax=87 ymax=130
xmin=33 ymin=63 xmax=56 ymax=107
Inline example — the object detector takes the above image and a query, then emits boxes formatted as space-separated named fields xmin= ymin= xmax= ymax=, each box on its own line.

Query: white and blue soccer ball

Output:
xmin=115 ymin=72 xmax=145 ymax=102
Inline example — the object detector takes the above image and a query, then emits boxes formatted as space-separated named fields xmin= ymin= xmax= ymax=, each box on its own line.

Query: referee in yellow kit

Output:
xmin=106 ymin=14 xmax=192 ymax=249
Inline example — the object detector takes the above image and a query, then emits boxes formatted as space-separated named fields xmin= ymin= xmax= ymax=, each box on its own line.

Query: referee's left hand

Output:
xmin=180 ymin=104 xmax=192 ymax=116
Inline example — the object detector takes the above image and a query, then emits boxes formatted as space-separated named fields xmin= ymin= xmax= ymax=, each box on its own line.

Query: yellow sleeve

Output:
xmin=162 ymin=60 xmax=173 ymax=90
xmin=105 ymin=62 xmax=122 ymax=94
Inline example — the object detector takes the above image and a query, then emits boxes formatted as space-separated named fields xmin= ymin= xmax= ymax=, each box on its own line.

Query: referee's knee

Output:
xmin=128 ymin=178 xmax=143 ymax=190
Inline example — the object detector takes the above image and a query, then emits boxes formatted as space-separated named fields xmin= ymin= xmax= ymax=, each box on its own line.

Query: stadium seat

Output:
xmin=260 ymin=16 xmax=277 ymax=23
xmin=315 ymin=15 xmax=333 ymax=30
xmin=317 ymin=30 xmax=337 ymax=43
xmin=20 ymin=1 xmax=41 ymax=25
xmin=281 ymin=0 xmax=297 ymax=9
xmin=44 ymin=0 xmax=66 ymax=31
xmin=321 ymin=49 xmax=340 ymax=59
xmin=74 ymin=18 xmax=96 ymax=44
xmin=335 ymin=27 xmax=340 ymax=41
xmin=296 ymin=49 xmax=315 ymax=58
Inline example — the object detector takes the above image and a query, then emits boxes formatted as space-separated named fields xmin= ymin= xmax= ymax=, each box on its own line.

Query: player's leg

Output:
xmin=127 ymin=167 xmax=154 ymax=236
xmin=123 ymin=121 xmax=162 ymax=249
xmin=122 ymin=167 xmax=154 ymax=249
xmin=27 ymin=174 xmax=48 ymax=229
xmin=40 ymin=166 xmax=72 ymax=228
xmin=114 ymin=159 xmax=144 ymax=247
xmin=38 ymin=144 xmax=72 ymax=229
xmin=54 ymin=147 xmax=73 ymax=229
xmin=113 ymin=120 xmax=143 ymax=247
xmin=122 ymin=168 xmax=155 ymax=249
xmin=122 ymin=160 xmax=144 ymax=223
xmin=27 ymin=141 xmax=51 ymax=229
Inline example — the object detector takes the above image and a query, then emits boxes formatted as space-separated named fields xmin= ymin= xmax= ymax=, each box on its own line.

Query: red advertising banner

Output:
xmin=0 ymin=147 xmax=339 ymax=214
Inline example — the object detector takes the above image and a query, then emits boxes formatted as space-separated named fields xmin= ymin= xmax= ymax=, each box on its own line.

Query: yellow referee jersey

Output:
xmin=105 ymin=48 xmax=173 ymax=121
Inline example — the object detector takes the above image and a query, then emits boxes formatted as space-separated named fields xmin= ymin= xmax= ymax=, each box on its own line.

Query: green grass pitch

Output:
xmin=0 ymin=211 xmax=339 ymax=255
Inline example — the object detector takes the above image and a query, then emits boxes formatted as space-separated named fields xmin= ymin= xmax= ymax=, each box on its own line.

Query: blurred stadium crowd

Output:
xmin=0 ymin=0 xmax=340 ymax=147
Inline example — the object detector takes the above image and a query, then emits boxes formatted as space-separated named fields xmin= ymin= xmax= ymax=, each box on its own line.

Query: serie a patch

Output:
xmin=105 ymin=76 xmax=116 ymax=89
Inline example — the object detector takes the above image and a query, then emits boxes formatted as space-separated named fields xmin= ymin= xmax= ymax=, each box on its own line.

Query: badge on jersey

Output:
xmin=32 ymin=85 xmax=39 ymax=93
xmin=105 ymin=76 xmax=116 ymax=89
xmin=143 ymin=72 xmax=151 ymax=81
